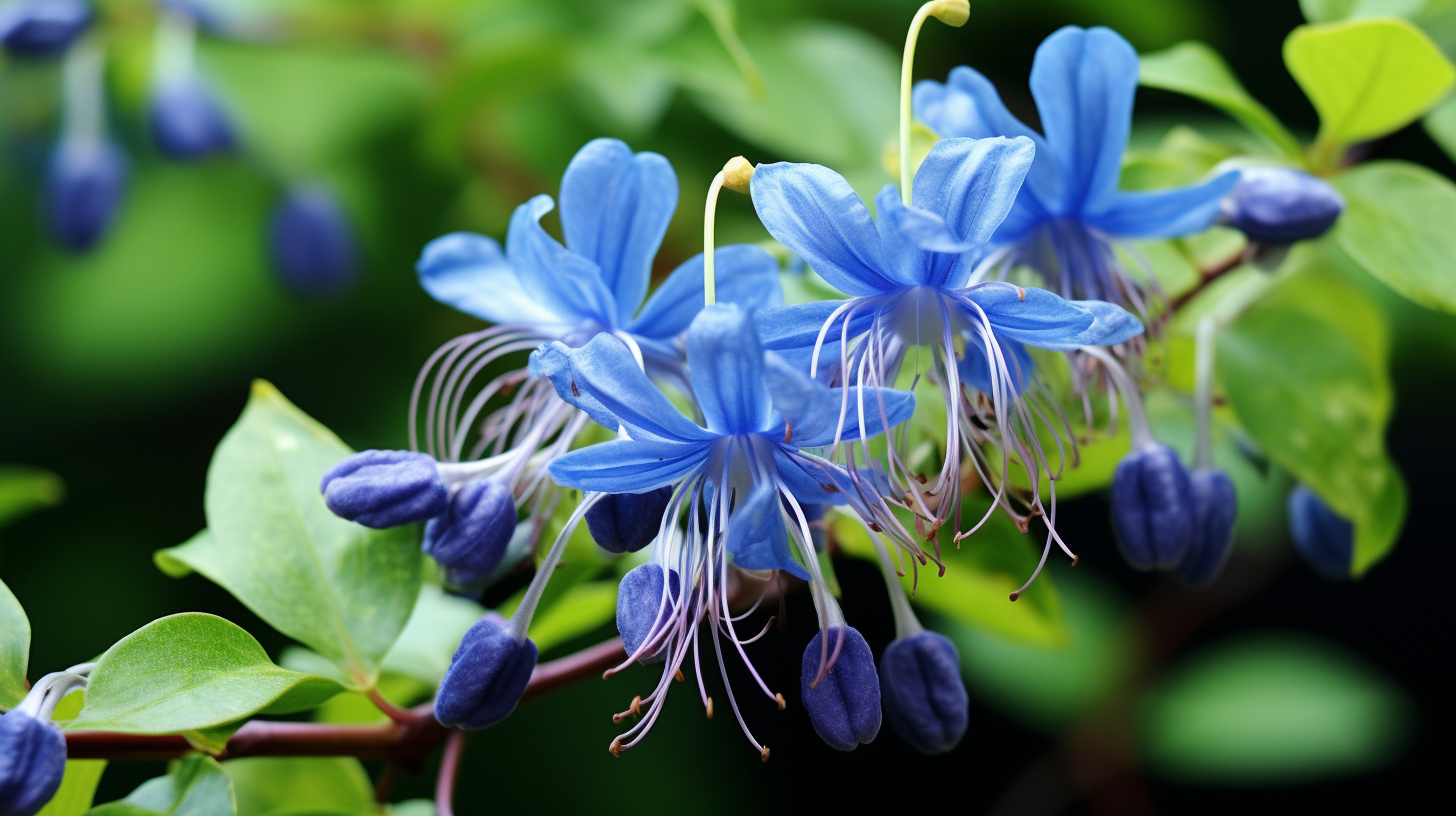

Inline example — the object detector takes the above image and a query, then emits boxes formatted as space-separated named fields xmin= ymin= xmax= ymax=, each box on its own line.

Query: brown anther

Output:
xmin=783 ymin=422 xmax=793 ymax=444
xmin=775 ymin=692 xmax=786 ymax=711
xmin=612 ymin=711 xmax=631 ymax=723
xmin=1070 ymin=554 xmax=1080 ymax=566
xmin=916 ymin=473 xmax=928 ymax=484
xmin=570 ymin=379 xmax=580 ymax=397
xmin=610 ymin=738 xmax=622 ymax=758
xmin=867 ymin=521 xmax=882 ymax=532
xmin=675 ymin=669 xmax=685 ymax=683
xmin=760 ymin=746 xmax=771 ymax=763
xmin=820 ymin=482 xmax=840 ymax=493
xmin=631 ymin=695 xmax=642 ymax=716
xmin=1016 ymin=286 xmax=1026 ymax=301
xmin=706 ymin=697 xmax=715 ymax=719
xmin=1009 ymin=590 xmax=1022 ymax=602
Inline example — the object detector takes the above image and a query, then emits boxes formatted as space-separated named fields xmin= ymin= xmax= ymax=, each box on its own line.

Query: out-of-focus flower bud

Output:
xmin=616 ymin=563 xmax=681 ymax=664
xmin=1177 ymin=468 xmax=1238 ymax=586
xmin=45 ymin=137 xmax=125 ymax=252
xmin=1220 ymin=167 xmax=1344 ymax=245
xmin=1111 ymin=444 xmax=1195 ymax=571
xmin=434 ymin=613 xmax=537 ymax=730
xmin=268 ymin=186 xmax=359 ymax=296
xmin=585 ymin=487 xmax=672 ymax=554
xmin=0 ymin=709 xmax=66 ymax=816
xmin=878 ymin=631 xmax=967 ymax=754
xmin=423 ymin=479 xmax=516 ymax=585
xmin=801 ymin=626 xmax=881 ymax=751
xmin=319 ymin=449 xmax=447 ymax=529
xmin=1287 ymin=484 xmax=1353 ymax=581
xmin=0 ymin=0 xmax=91 ymax=58
xmin=149 ymin=77 xmax=234 ymax=160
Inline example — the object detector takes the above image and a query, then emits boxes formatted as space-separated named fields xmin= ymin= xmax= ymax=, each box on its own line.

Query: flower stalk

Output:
xmin=900 ymin=1 xmax=969 ymax=203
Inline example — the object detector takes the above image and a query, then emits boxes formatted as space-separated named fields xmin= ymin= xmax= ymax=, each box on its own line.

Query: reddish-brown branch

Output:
xmin=63 ymin=637 xmax=627 ymax=764
xmin=1167 ymin=250 xmax=1246 ymax=312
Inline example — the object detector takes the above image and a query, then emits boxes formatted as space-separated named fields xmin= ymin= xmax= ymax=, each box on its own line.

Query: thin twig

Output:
xmin=434 ymin=731 xmax=467 ymax=816
xmin=1167 ymin=250 xmax=1245 ymax=312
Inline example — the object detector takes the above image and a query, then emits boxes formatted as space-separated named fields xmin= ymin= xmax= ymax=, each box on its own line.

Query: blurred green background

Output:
xmin=2 ymin=0 xmax=1451 ymax=813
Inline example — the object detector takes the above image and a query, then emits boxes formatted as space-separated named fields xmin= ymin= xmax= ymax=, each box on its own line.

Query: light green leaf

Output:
xmin=379 ymin=585 xmax=486 ymax=686
xmin=520 ymin=580 xmax=618 ymax=653
xmin=88 ymin=755 xmax=235 ymax=816
xmin=1285 ymin=18 xmax=1455 ymax=163
xmin=1301 ymin=0 xmax=1430 ymax=23
xmin=1335 ymin=160 xmax=1456 ymax=314
xmin=68 ymin=613 xmax=343 ymax=734
xmin=1422 ymin=93 xmax=1456 ymax=161
xmin=1139 ymin=42 xmax=1302 ymax=158
xmin=386 ymin=802 xmax=435 ymax=816
xmin=1 ymin=576 xmax=29 ymax=709
xmin=155 ymin=382 xmax=423 ymax=688
xmin=0 ymin=465 xmax=65 ymax=529
xmin=222 ymin=758 xmax=373 ymax=816
xmin=35 ymin=761 xmax=107 ymax=816
xmin=1144 ymin=635 xmax=1410 ymax=783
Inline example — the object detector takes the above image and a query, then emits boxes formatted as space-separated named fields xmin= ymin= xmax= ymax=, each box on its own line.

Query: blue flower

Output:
xmin=45 ymin=137 xmax=126 ymax=252
xmin=749 ymin=135 xmax=1141 ymax=549
xmin=268 ymin=186 xmax=359 ymax=296
xmin=913 ymin=26 xmax=1238 ymax=313
xmin=150 ymin=75 xmax=235 ymax=160
xmin=531 ymin=303 xmax=914 ymax=756
xmin=0 ymin=0 xmax=92 ymax=58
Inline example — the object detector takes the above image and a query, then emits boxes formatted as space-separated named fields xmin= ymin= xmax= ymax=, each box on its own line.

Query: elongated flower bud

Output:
xmin=801 ymin=626 xmax=881 ymax=751
xmin=1177 ymin=468 xmax=1238 ymax=586
xmin=878 ymin=631 xmax=967 ymax=754
xmin=46 ymin=138 xmax=126 ymax=252
xmin=1111 ymin=444 xmax=1195 ymax=571
xmin=423 ymin=479 xmax=516 ymax=586
xmin=268 ymin=187 xmax=359 ymax=295
xmin=1220 ymin=167 xmax=1344 ymax=245
xmin=1287 ymin=484 xmax=1353 ymax=581
xmin=0 ymin=710 xmax=66 ymax=816
xmin=150 ymin=77 xmax=234 ymax=160
xmin=0 ymin=0 xmax=91 ymax=57
xmin=616 ymin=563 xmax=680 ymax=664
xmin=435 ymin=613 xmax=538 ymax=730
xmin=585 ymin=487 xmax=672 ymax=554
xmin=320 ymin=449 xmax=447 ymax=529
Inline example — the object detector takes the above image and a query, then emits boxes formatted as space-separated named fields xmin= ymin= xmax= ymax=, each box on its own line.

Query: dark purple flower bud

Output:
xmin=801 ymin=626 xmax=881 ymax=751
xmin=45 ymin=138 xmax=126 ymax=252
xmin=434 ymin=612 xmax=537 ymax=730
xmin=1287 ymin=484 xmax=1353 ymax=581
xmin=0 ymin=0 xmax=92 ymax=58
xmin=423 ymin=479 xmax=516 ymax=586
xmin=0 ymin=710 xmax=65 ymax=816
xmin=1221 ymin=167 xmax=1344 ymax=245
xmin=878 ymin=631 xmax=968 ymax=754
xmin=319 ymin=449 xmax=447 ymax=529
xmin=1177 ymin=468 xmax=1238 ymax=586
xmin=616 ymin=563 xmax=681 ymax=664
xmin=585 ymin=487 xmax=672 ymax=554
xmin=268 ymin=187 xmax=359 ymax=296
xmin=1111 ymin=444 xmax=1195 ymax=571
xmin=149 ymin=78 xmax=234 ymax=160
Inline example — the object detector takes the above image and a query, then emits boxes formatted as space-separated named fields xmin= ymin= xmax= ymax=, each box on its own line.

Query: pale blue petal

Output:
xmin=763 ymin=354 xmax=916 ymax=449
xmin=506 ymin=195 xmax=618 ymax=326
xmin=724 ymin=481 xmax=810 ymax=580
xmin=757 ymin=300 xmax=881 ymax=354
xmin=959 ymin=334 xmax=1034 ymax=396
xmin=415 ymin=232 xmax=565 ymax=327
xmin=1085 ymin=172 xmax=1240 ymax=238
xmin=685 ymin=304 xmax=771 ymax=435
xmin=549 ymin=438 xmax=709 ymax=493
xmin=750 ymin=162 xmax=898 ymax=297
xmin=771 ymin=447 xmax=850 ymax=506
xmin=913 ymin=136 xmax=1036 ymax=246
xmin=629 ymin=244 xmax=782 ymax=340
xmin=1069 ymin=299 xmax=1144 ymax=347
xmin=559 ymin=138 xmax=678 ymax=324
xmin=874 ymin=186 xmax=972 ymax=287
xmin=959 ymin=284 xmax=1094 ymax=350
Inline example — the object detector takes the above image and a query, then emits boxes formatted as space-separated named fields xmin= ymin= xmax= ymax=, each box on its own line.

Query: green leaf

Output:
xmin=88 ymin=755 xmax=235 ymax=816
xmin=1422 ymin=93 xmax=1456 ymax=161
xmin=1217 ymin=265 xmax=1406 ymax=574
xmin=154 ymin=382 xmax=423 ymax=688
xmin=520 ymin=580 xmax=618 ymax=653
xmin=1301 ymin=0 xmax=1431 ymax=23
xmin=1139 ymin=42 xmax=1302 ymax=158
xmin=1335 ymin=160 xmax=1456 ymax=314
xmin=222 ymin=758 xmax=373 ymax=816
xmin=1143 ymin=635 xmax=1410 ymax=783
xmin=68 ymin=613 xmax=343 ymax=734
xmin=1 ymin=576 xmax=29 ymax=709
xmin=386 ymin=802 xmax=435 ymax=816
xmin=35 ymin=761 xmax=107 ymax=816
xmin=0 ymin=465 xmax=65 ymax=529
xmin=379 ymin=585 xmax=486 ymax=686
xmin=1284 ymin=18 xmax=1455 ymax=162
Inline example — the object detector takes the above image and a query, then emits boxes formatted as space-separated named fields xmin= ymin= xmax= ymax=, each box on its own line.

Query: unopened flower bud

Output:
xmin=928 ymin=0 xmax=970 ymax=27
xmin=268 ymin=186 xmax=359 ymax=296
xmin=616 ymin=563 xmax=681 ymax=664
xmin=319 ymin=449 xmax=447 ymax=529
xmin=879 ymin=631 xmax=967 ymax=754
xmin=0 ymin=710 xmax=66 ymax=816
xmin=801 ymin=626 xmax=881 ymax=751
xmin=1287 ymin=484 xmax=1353 ymax=581
xmin=0 ymin=0 xmax=92 ymax=58
xmin=45 ymin=138 xmax=126 ymax=252
xmin=1111 ymin=444 xmax=1195 ymax=571
xmin=1176 ymin=468 xmax=1238 ymax=586
xmin=434 ymin=613 xmax=537 ymax=730
xmin=149 ymin=77 xmax=234 ymax=160
xmin=1220 ymin=167 xmax=1344 ymax=245
xmin=585 ymin=487 xmax=672 ymax=554
xmin=423 ymin=479 xmax=517 ymax=586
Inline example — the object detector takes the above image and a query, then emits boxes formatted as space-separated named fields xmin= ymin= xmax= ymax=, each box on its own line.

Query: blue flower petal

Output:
xmin=874 ymin=186 xmax=973 ymax=287
xmin=558 ymin=139 xmax=678 ymax=325
xmin=724 ymin=481 xmax=811 ymax=580
xmin=763 ymin=354 xmax=916 ymax=449
xmin=686 ymin=304 xmax=772 ymax=435
xmin=530 ymin=334 xmax=715 ymax=443
xmin=416 ymin=232 xmax=565 ymax=327
xmin=506 ymin=195 xmax=619 ymax=327
xmin=959 ymin=334 xmax=1034 ymax=396
xmin=913 ymin=136 xmax=1036 ymax=246
xmin=629 ymin=244 xmax=783 ymax=340
xmin=771 ymin=447 xmax=850 ymax=506
xmin=757 ymin=300 xmax=880 ymax=354
xmin=1085 ymin=172 xmax=1240 ymax=239
xmin=960 ymin=284 xmax=1095 ymax=350
xmin=751 ymin=163 xmax=898 ymax=297
xmin=1029 ymin=26 xmax=1139 ymax=215
xmin=1068 ymin=299 xmax=1144 ymax=347
xmin=549 ymin=438 xmax=710 ymax=493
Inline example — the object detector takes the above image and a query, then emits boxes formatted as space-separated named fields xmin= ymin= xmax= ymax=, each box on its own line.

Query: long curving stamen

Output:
xmin=703 ymin=156 xmax=755 ymax=306
xmin=1080 ymin=344 xmax=1154 ymax=451
xmin=899 ymin=0 xmax=970 ymax=203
